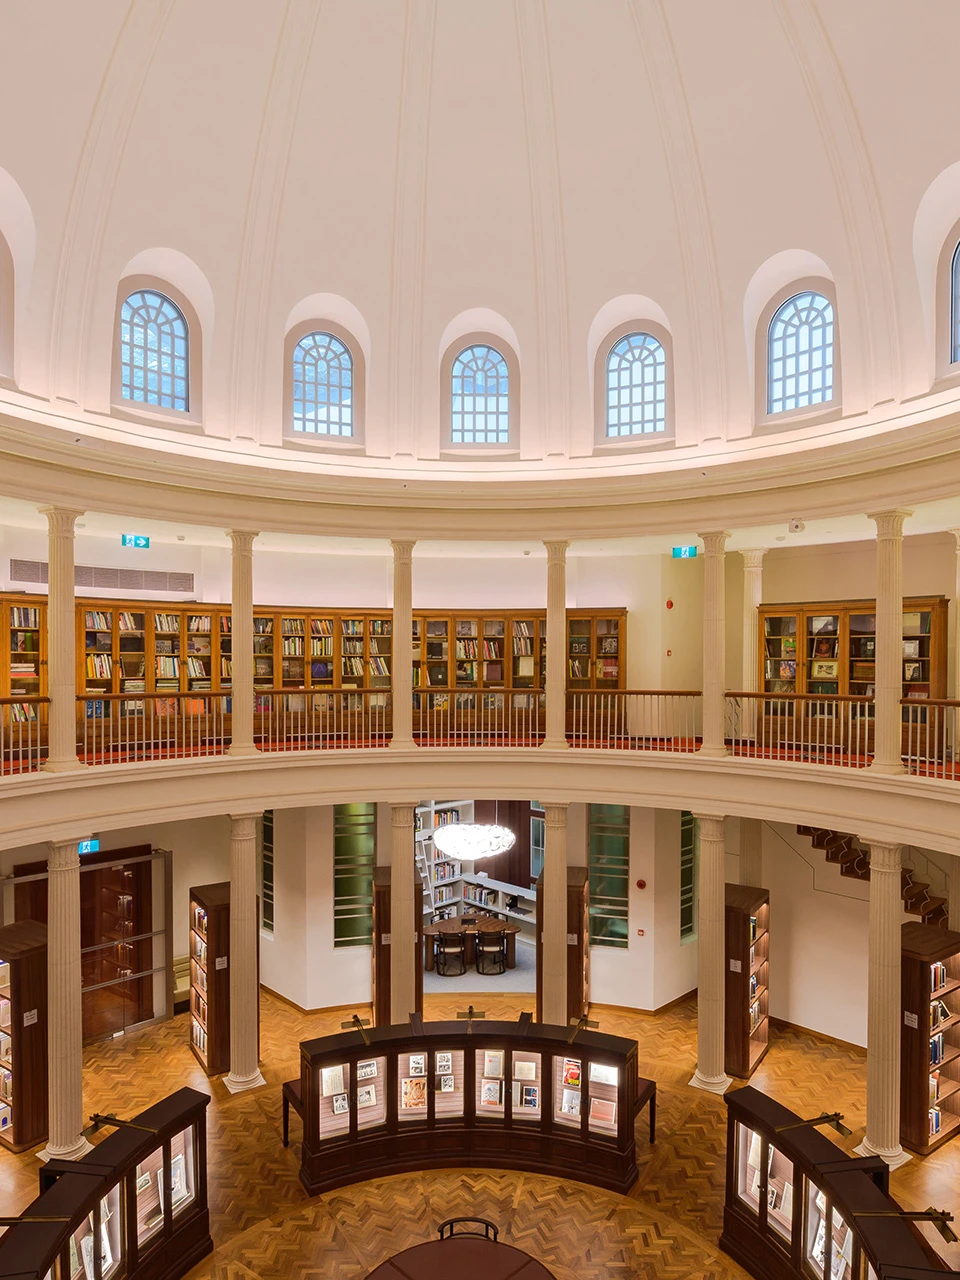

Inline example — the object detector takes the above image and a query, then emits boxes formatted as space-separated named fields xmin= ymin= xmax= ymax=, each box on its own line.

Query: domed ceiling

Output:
xmin=1 ymin=0 xmax=960 ymax=488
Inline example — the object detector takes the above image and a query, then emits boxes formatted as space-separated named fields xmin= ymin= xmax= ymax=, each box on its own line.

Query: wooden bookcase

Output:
xmin=371 ymin=868 xmax=423 ymax=1027
xmin=725 ymin=885 xmax=770 ymax=1079
xmin=188 ymin=883 xmax=231 ymax=1075
xmin=535 ymin=867 xmax=589 ymax=1025
xmin=0 ymin=919 xmax=48 ymax=1153
xmin=900 ymin=920 xmax=960 ymax=1155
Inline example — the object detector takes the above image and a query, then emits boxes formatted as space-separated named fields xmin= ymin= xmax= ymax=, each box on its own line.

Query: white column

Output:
xmin=226 ymin=530 xmax=260 ymax=758
xmin=855 ymin=841 xmax=910 ymax=1167
xmin=868 ymin=510 xmax=911 ymax=774
xmin=390 ymin=541 xmax=416 ymax=748
xmin=224 ymin=812 xmax=265 ymax=1093
xmin=40 ymin=507 xmax=84 ymax=772
xmin=740 ymin=817 xmax=763 ymax=887
xmin=540 ymin=803 xmax=568 ymax=1025
xmin=389 ymin=803 xmax=417 ymax=1022
xmin=40 ymin=840 xmax=92 ymax=1160
xmin=698 ymin=531 xmax=730 ymax=757
xmin=542 ymin=541 xmax=569 ymax=750
xmin=689 ymin=814 xmax=732 ymax=1093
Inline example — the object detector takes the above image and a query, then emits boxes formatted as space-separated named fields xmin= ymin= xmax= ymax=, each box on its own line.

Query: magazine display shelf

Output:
xmin=298 ymin=1017 xmax=639 ymax=1195
xmin=721 ymin=1085 xmax=959 ymax=1280
xmin=0 ymin=1087 xmax=211 ymax=1280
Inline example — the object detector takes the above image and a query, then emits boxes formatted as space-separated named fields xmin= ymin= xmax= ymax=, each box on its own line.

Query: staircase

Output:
xmin=796 ymin=826 xmax=949 ymax=927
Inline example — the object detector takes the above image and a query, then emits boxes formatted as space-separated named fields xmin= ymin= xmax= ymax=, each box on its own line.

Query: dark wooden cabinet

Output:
xmin=0 ymin=920 xmax=47 ymax=1153
xmin=0 ymin=1087 xmax=212 ymax=1280
xmin=371 ymin=869 xmax=423 ymax=1027
xmin=535 ymin=867 xmax=589 ymax=1025
xmin=188 ymin=883 xmax=231 ymax=1075
xmin=900 ymin=921 xmax=960 ymax=1155
xmin=725 ymin=885 xmax=770 ymax=1079
xmin=299 ymin=1019 xmax=639 ymax=1196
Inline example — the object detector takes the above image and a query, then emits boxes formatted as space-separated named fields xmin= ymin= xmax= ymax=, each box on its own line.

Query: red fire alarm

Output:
xmin=637 ymin=929 xmax=645 ymax=937
xmin=666 ymin=599 xmax=674 ymax=609
xmin=636 ymin=879 xmax=646 ymax=890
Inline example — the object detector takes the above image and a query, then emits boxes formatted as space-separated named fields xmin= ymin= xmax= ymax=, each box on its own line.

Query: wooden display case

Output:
xmin=299 ymin=1018 xmax=639 ymax=1195
xmin=371 ymin=869 xmax=423 ymax=1027
xmin=567 ymin=614 xmax=624 ymax=690
xmin=722 ymin=1085 xmax=958 ymax=1280
xmin=535 ymin=867 xmax=589 ymax=1025
xmin=0 ymin=1087 xmax=212 ymax=1280
xmin=0 ymin=920 xmax=47 ymax=1153
xmin=901 ymin=920 xmax=960 ymax=1155
xmin=188 ymin=883 xmax=231 ymax=1075
xmin=725 ymin=885 xmax=770 ymax=1079
xmin=3 ymin=595 xmax=45 ymax=724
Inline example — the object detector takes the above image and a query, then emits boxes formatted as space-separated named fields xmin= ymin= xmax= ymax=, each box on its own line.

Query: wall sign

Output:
xmin=23 ymin=1009 xmax=37 ymax=1027
xmin=121 ymin=534 xmax=150 ymax=549
xmin=672 ymin=546 xmax=698 ymax=559
xmin=215 ymin=956 xmax=228 ymax=970
xmin=78 ymin=839 xmax=100 ymax=855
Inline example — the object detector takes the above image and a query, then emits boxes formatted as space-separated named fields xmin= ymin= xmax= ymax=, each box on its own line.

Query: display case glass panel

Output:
xmin=433 ymin=1049 xmax=465 ymax=1120
xmin=476 ymin=1048 xmax=506 ymax=1118
xmin=511 ymin=1050 xmax=541 ymax=1122
xmin=766 ymin=1141 xmax=794 ymax=1245
xmin=356 ymin=1056 xmax=387 ymax=1130
xmin=587 ymin=1061 xmax=619 ymax=1136
xmin=763 ymin=614 xmax=799 ymax=694
xmin=99 ymin=1185 xmax=122 ymax=1280
xmin=830 ymin=1208 xmax=854 ymax=1280
xmin=318 ymin=1062 xmax=352 ymax=1139
xmin=553 ymin=1055 xmax=582 ymax=1129
xmin=807 ymin=614 xmax=841 ymax=697
xmin=135 ymin=1146 xmax=164 ymax=1249
xmin=736 ymin=1122 xmax=762 ymax=1215
xmin=397 ymin=1052 xmax=428 ymax=1123
xmin=170 ymin=1124 xmax=196 ymax=1219
xmin=68 ymin=1215 xmax=93 ymax=1280
xmin=805 ymin=1178 xmax=828 ymax=1279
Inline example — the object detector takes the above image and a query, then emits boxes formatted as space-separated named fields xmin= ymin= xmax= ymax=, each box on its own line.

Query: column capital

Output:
xmin=697 ymin=531 xmax=730 ymax=555
xmin=740 ymin=548 xmax=766 ymax=570
xmin=543 ymin=540 xmax=569 ymax=562
xmin=226 ymin=529 xmax=259 ymax=553
xmin=867 ymin=510 xmax=912 ymax=539
xmin=949 ymin=528 xmax=960 ymax=549
xmin=544 ymin=802 xmax=568 ymax=828
xmin=47 ymin=840 xmax=80 ymax=870
xmin=865 ymin=841 xmax=902 ymax=871
xmin=391 ymin=539 xmax=416 ymax=563
xmin=228 ymin=812 xmax=262 ymax=836
xmin=391 ymin=802 xmax=417 ymax=827
xmin=39 ymin=507 xmax=84 ymax=534
xmin=691 ymin=813 xmax=726 ymax=839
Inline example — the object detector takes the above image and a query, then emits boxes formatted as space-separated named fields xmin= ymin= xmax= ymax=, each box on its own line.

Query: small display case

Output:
xmin=0 ymin=919 xmax=47 ymax=1152
xmin=725 ymin=884 xmax=770 ymax=1079
xmin=299 ymin=1017 xmax=639 ymax=1195
xmin=722 ymin=1086 xmax=959 ymax=1280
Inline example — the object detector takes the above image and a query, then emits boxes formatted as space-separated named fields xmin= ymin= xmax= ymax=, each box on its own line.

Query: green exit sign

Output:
xmin=121 ymin=534 xmax=150 ymax=549
xmin=672 ymin=545 xmax=697 ymax=559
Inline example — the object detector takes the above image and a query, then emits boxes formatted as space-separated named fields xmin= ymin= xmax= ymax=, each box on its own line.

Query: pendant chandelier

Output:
xmin=433 ymin=822 xmax=516 ymax=862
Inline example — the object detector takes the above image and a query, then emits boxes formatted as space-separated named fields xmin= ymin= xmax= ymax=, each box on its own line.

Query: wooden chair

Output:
xmin=476 ymin=930 xmax=506 ymax=976
xmin=436 ymin=932 xmax=466 ymax=976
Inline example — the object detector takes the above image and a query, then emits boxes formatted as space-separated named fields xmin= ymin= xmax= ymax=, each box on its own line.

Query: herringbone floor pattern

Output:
xmin=1 ymin=990 xmax=957 ymax=1278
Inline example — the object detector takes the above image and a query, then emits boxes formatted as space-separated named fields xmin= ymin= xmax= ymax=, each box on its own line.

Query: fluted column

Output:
xmin=390 ymin=541 xmax=416 ymax=748
xmin=40 ymin=840 xmax=91 ymax=1160
xmin=227 ymin=530 xmax=260 ymax=757
xmin=740 ymin=817 xmax=763 ymax=887
xmin=740 ymin=549 xmax=766 ymax=744
xmin=542 ymin=541 xmax=569 ymax=750
xmin=224 ymin=813 xmax=265 ymax=1093
xmin=854 ymin=841 xmax=910 ymax=1167
xmin=40 ymin=507 xmax=84 ymax=772
xmin=389 ymin=803 xmax=417 ymax=1022
xmin=540 ymin=803 xmax=568 ymax=1025
xmin=689 ymin=814 xmax=732 ymax=1093
xmin=868 ymin=510 xmax=911 ymax=774
xmin=698 ymin=532 xmax=730 ymax=757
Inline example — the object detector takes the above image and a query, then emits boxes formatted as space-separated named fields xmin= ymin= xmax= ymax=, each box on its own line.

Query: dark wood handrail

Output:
xmin=567 ymin=689 xmax=702 ymax=697
xmin=900 ymin=697 xmax=960 ymax=709
xmin=726 ymin=690 xmax=874 ymax=703
xmin=1 ymin=695 xmax=50 ymax=706
xmin=414 ymin=687 xmax=544 ymax=696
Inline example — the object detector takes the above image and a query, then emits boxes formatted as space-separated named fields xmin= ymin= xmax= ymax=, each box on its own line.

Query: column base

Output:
xmin=688 ymin=1068 xmax=732 ymax=1094
xmin=38 ymin=1135 xmax=93 ymax=1162
xmin=853 ymin=1136 xmax=911 ymax=1168
xmin=540 ymin=738 xmax=569 ymax=751
xmin=226 ymin=744 xmax=262 ymax=759
xmin=697 ymin=746 xmax=729 ymax=759
xmin=867 ymin=760 xmax=906 ymax=776
xmin=223 ymin=1068 xmax=267 ymax=1094
xmin=389 ymin=737 xmax=416 ymax=750
xmin=42 ymin=758 xmax=88 ymax=774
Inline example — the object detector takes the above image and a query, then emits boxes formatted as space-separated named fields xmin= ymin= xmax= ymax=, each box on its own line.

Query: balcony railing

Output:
xmin=413 ymin=689 xmax=544 ymax=746
xmin=901 ymin=698 xmax=960 ymax=782
xmin=725 ymin=692 xmax=874 ymax=768
xmin=1 ymin=696 xmax=49 ymax=774
xmin=256 ymin=689 xmax=392 ymax=751
xmin=567 ymin=690 xmax=701 ymax=751
xmin=78 ymin=692 xmax=231 ymax=764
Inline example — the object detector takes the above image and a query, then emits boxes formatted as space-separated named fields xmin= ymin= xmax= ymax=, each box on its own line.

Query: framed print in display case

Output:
xmin=902 ymin=639 xmax=920 ymax=659
xmin=560 ymin=1087 xmax=581 ymax=1118
xmin=436 ymin=1051 xmax=453 ymax=1074
xmin=436 ymin=1074 xmax=454 ymax=1093
xmin=480 ymin=1079 xmax=503 ymax=1107
xmin=170 ymin=1152 xmax=189 ymax=1206
xmin=401 ymin=1077 xmax=427 ymax=1110
xmin=483 ymin=1050 xmax=504 ymax=1079
xmin=357 ymin=1060 xmax=378 ymax=1080
xmin=357 ymin=1084 xmax=377 ymax=1109
xmin=513 ymin=1059 xmax=536 ymax=1081
xmin=332 ymin=1092 xmax=349 ymax=1115
xmin=589 ymin=1063 xmax=618 ymax=1087
xmin=904 ymin=661 xmax=922 ymax=682
xmin=589 ymin=1096 xmax=616 ymax=1126
xmin=408 ymin=1053 xmax=426 ymax=1077
xmin=562 ymin=1058 xmax=581 ymax=1087
xmin=321 ymin=1065 xmax=345 ymax=1097
xmin=522 ymin=1084 xmax=540 ymax=1109
xmin=811 ymin=660 xmax=838 ymax=678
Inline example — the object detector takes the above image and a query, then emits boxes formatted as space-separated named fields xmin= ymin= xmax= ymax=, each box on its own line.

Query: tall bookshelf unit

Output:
xmin=901 ymin=920 xmax=960 ymax=1154
xmin=0 ymin=920 xmax=48 ymax=1152
xmin=4 ymin=598 xmax=45 ymax=726
xmin=724 ymin=885 xmax=770 ymax=1078
xmin=414 ymin=799 xmax=473 ymax=921
xmin=188 ymin=884 xmax=231 ymax=1076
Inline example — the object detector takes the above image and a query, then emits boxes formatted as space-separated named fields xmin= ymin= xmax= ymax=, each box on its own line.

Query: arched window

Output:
xmin=605 ymin=332 xmax=666 ymax=436
xmin=451 ymin=344 xmax=510 ymax=444
xmin=292 ymin=331 xmax=354 ymax=436
xmin=119 ymin=289 xmax=189 ymax=412
xmin=767 ymin=290 xmax=834 ymax=415
xmin=951 ymin=242 xmax=960 ymax=365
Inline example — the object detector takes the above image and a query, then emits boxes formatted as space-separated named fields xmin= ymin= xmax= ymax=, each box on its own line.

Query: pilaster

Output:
xmin=542 ymin=542 xmax=569 ymax=750
xmin=867 ymin=510 xmax=911 ymax=774
xmin=698 ymin=532 xmax=730 ymax=757
xmin=40 ymin=507 xmax=85 ymax=773
xmin=390 ymin=541 xmax=416 ymax=749
xmin=226 ymin=530 xmax=260 ymax=758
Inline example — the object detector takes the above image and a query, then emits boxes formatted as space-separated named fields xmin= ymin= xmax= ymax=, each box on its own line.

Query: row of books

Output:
xmin=191 ymin=1019 xmax=207 ymax=1057
xmin=9 ymin=631 xmax=38 ymax=651
xmin=85 ymin=654 xmax=113 ymax=678
xmin=9 ymin=608 xmax=40 ymax=628
xmin=930 ymin=1031 xmax=945 ymax=1065
xmin=464 ymin=885 xmax=498 ymax=907
xmin=156 ymin=657 xmax=180 ymax=677
xmin=154 ymin=613 xmax=181 ymax=633
xmin=282 ymin=638 xmax=304 ymax=655
xmin=433 ymin=862 xmax=460 ymax=882
xmin=342 ymin=640 xmax=364 ymax=656
xmin=932 ymin=961 xmax=949 ymax=991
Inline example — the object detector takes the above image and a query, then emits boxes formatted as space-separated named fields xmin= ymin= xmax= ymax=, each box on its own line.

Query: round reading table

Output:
xmin=365 ymin=1238 xmax=553 ymax=1280
xmin=422 ymin=916 xmax=522 ymax=970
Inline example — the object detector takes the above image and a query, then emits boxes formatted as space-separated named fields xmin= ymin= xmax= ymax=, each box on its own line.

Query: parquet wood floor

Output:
xmin=0 ymin=990 xmax=957 ymax=1278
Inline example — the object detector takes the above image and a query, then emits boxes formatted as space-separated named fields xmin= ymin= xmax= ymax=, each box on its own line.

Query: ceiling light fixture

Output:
xmin=433 ymin=823 xmax=516 ymax=862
